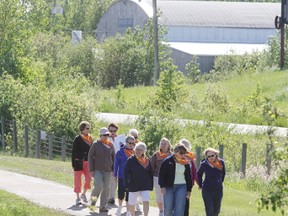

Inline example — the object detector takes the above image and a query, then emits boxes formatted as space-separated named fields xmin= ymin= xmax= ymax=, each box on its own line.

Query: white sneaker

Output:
xmin=116 ymin=206 xmax=122 ymax=216
xmin=135 ymin=203 xmax=141 ymax=212
xmin=126 ymin=211 xmax=131 ymax=216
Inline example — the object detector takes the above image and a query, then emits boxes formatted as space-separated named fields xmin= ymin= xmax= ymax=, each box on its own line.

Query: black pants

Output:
xmin=202 ymin=188 xmax=223 ymax=216
xmin=184 ymin=198 xmax=189 ymax=216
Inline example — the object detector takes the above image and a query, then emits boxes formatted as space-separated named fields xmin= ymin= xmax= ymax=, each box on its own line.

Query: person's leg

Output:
xmin=81 ymin=161 xmax=91 ymax=202
xmin=140 ymin=191 xmax=150 ymax=216
xmin=202 ymin=188 xmax=214 ymax=216
xmin=213 ymin=189 xmax=223 ymax=216
xmin=99 ymin=171 xmax=111 ymax=208
xmin=128 ymin=192 xmax=139 ymax=216
xmin=118 ymin=178 xmax=125 ymax=206
xmin=108 ymin=172 xmax=117 ymax=203
xmin=154 ymin=176 xmax=164 ymax=213
xmin=82 ymin=161 xmax=91 ymax=192
xmin=74 ymin=170 xmax=82 ymax=204
xmin=163 ymin=187 xmax=174 ymax=216
xmin=173 ymin=184 xmax=187 ymax=216
xmin=90 ymin=170 xmax=103 ymax=204
xmin=184 ymin=197 xmax=190 ymax=216
xmin=74 ymin=170 xmax=82 ymax=194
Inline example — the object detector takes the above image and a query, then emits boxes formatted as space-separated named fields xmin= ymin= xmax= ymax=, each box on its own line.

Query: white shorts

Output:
xmin=128 ymin=190 xmax=149 ymax=205
xmin=154 ymin=176 xmax=164 ymax=203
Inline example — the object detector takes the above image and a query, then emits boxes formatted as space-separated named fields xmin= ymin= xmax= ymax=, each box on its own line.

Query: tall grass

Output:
xmin=98 ymin=70 xmax=288 ymax=127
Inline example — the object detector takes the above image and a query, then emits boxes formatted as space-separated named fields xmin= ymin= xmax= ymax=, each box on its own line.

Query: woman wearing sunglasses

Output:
xmin=197 ymin=147 xmax=226 ymax=216
xmin=71 ymin=121 xmax=93 ymax=205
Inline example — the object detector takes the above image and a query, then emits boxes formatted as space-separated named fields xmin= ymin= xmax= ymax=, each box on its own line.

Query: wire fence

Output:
xmin=0 ymin=117 xmax=73 ymax=162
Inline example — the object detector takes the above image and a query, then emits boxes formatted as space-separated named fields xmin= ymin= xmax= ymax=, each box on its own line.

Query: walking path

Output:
xmin=0 ymin=169 xmax=159 ymax=216
xmin=96 ymin=113 xmax=288 ymax=137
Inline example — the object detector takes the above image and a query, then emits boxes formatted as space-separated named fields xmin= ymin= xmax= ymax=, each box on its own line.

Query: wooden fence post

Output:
xmin=61 ymin=136 xmax=66 ymax=161
xmin=12 ymin=120 xmax=17 ymax=154
xmin=240 ymin=143 xmax=247 ymax=177
xmin=48 ymin=133 xmax=54 ymax=160
xmin=266 ymin=143 xmax=272 ymax=176
xmin=36 ymin=129 xmax=41 ymax=158
xmin=1 ymin=116 xmax=5 ymax=150
xmin=24 ymin=125 xmax=29 ymax=157
xmin=196 ymin=146 xmax=201 ymax=168
xmin=219 ymin=144 xmax=224 ymax=159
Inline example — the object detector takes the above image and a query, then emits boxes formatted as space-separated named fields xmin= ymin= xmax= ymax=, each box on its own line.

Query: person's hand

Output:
xmin=161 ymin=188 xmax=166 ymax=195
xmin=186 ymin=192 xmax=191 ymax=199
xmin=198 ymin=187 xmax=202 ymax=191
xmin=90 ymin=172 xmax=94 ymax=177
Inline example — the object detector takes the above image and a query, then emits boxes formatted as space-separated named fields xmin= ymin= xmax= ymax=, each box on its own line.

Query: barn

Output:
xmin=96 ymin=0 xmax=280 ymax=73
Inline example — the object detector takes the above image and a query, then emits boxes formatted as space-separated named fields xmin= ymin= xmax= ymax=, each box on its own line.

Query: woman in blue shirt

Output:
xmin=197 ymin=147 xmax=226 ymax=216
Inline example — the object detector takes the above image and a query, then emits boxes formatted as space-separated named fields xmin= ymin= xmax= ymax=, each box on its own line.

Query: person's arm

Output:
xmin=184 ymin=164 xmax=192 ymax=192
xmin=114 ymin=151 xmax=120 ymax=177
xmin=124 ymin=158 xmax=131 ymax=189
xmin=158 ymin=159 xmax=168 ymax=189
xmin=197 ymin=163 xmax=204 ymax=189
xmin=88 ymin=142 xmax=96 ymax=174
xmin=191 ymin=160 xmax=198 ymax=186
xmin=222 ymin=160 xmax=226 ymax=183
xmin=71 ymin=136 xmax=81 ymax=168
xmin=150 ymin=153 xmax=157 ymax=172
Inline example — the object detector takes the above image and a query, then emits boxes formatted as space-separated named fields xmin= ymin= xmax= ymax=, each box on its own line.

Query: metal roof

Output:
xmin=167 ymin=42 xmax=267 ymax=56
xmin=140 ymin=0 xmax=280 ymax=28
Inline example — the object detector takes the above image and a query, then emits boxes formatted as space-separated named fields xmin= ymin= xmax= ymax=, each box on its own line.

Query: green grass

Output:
xmin=98 ymin=70 xmax=288 ymax=127
xmin=0 ymin=189 xmax=69 ymax=216
xmin=0 ymin=154 xmax=287 ymax=216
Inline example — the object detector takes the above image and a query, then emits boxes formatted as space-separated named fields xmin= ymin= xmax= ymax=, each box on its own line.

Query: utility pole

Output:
xmin=275 ymin=0 xmax=287 ymax=69
xmin=152 ymin=0 xmax=159 ymax=85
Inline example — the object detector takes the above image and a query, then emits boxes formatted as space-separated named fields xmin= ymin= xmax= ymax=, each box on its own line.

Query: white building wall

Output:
xmin=166 ymin=27 xmax=276 ymax=44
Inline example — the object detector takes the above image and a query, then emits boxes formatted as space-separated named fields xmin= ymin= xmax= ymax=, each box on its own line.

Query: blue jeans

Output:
xmin=164 ymin=184 xmax=186 ymax=216
xmin=202 ymin=188 xmax=223 ymax=216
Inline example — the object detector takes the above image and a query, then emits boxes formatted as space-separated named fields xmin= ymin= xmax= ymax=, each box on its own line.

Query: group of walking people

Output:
xmin=71 ymin=121 xmax=226 ymax=216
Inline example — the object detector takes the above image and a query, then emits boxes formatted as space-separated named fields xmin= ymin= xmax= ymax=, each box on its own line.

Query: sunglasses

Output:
xmin=207 ymin=154 xmax=215 ymax=158
xmin=85 ymin=128 xmax=90 ymax=130
xmin=109 ymin=130 xmax=117 ymax=133
xmin=103 ymin=134 xmax=109 ymax=136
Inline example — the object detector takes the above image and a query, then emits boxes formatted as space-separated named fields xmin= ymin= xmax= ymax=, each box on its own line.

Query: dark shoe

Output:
xmin=108 ymin=198 xmax=115 ymax=204
xmin=76 ymin=198 xmax=82 ymax=205
xmin=99 ymin=207 xmax=109 ymax=212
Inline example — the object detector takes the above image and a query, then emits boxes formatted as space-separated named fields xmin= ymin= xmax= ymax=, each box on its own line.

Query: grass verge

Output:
xmin=0 ymin=189 xmax=69 ymax=216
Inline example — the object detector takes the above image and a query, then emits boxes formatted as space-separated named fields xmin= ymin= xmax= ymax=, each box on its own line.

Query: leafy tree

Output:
xmin=95 ymin=22 xmax=169 ymax=88
xmin=62 ymin=0 xmax=114 ymax=35
xmin=155 ymin=60 xmax=186 ymax=112
xmin=258 ymin=141 xmax=288 ymax=215
xmin=186 ymin=55 xmax=201 ymax=84
xmin=0 ymin=0 xmax=30 ymax=77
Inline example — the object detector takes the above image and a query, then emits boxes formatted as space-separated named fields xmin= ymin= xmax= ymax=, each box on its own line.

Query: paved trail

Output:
xmin=0 ymin=169 xmax=159 ymax=216
xmin=96 ymin=113 xmax=288 ymax=137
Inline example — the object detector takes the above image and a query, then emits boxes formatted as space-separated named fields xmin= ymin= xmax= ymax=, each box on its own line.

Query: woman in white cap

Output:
xmin=124 ymin=142 xmax=153 ymax=216
xmin=88 ymin=127 xmax=115 ymax=213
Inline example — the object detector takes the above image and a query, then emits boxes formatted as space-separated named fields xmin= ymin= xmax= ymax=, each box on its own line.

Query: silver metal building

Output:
xmin=96 ymin=0 xmax=280 ymax=73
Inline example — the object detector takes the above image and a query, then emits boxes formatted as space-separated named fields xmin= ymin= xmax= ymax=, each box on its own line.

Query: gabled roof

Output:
xmin=140 ymin=0 xmax=280 ymax=28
